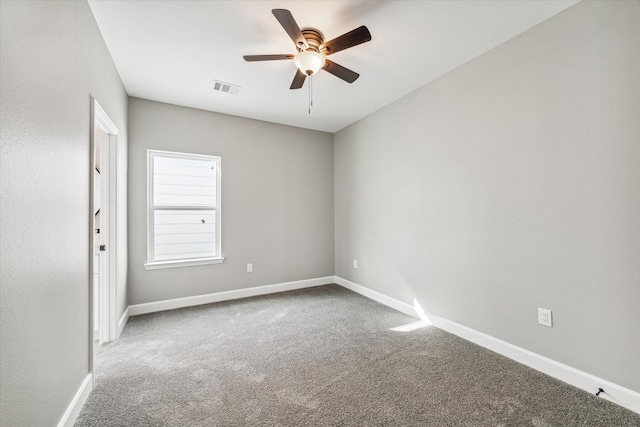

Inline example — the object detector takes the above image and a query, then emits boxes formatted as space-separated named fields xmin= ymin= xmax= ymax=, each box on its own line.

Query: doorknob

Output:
xmin=99 ymin=245 xmax=106 ymax=251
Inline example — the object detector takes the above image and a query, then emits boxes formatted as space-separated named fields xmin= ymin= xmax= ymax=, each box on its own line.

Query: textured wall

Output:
xmin=0 ymin=1 xmax=128 ymax=425
xmin=128 ymin=98 xmax=334 ymax=304
xmin=334 ymin=1 xmax=640 ymax=392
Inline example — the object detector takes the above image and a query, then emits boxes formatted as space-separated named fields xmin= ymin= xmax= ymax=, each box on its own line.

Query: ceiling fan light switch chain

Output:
xmin=309 ymin=75 xmax=313 ymax=115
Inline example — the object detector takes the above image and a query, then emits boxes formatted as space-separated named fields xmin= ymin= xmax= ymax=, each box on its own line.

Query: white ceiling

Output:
xmin=88 ymin=0 xmax=579 ymax=133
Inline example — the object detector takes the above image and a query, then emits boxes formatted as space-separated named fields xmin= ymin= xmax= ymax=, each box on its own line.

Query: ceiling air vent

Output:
xmin=212 ymin=80 xmax=240 ymax=95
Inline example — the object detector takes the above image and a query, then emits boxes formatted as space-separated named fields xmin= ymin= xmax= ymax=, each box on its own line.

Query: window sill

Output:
xmin=144 ymin=257 xmax=225 ymax=270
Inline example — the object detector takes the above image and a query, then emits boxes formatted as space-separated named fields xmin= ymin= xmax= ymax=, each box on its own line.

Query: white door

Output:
xmin=94 ymin=127 xmax=110 ymax=344
xmin=90 ymin=99 xmax=120 ymax=384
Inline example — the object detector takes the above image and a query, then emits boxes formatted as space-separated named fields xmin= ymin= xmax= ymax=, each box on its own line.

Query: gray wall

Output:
xmin=128 ymin=98 xmax=334 ymax=304
xmin=335 ymin=0 xmax=639 ymax=392
xmin=0 ymin=1 xmax=128 ymax=425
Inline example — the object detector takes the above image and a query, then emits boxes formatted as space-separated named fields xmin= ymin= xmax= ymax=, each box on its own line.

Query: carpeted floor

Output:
xmin=75 ymin=284 xmax=640 ymax=426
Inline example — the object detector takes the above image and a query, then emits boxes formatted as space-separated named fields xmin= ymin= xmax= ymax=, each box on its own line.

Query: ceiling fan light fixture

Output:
xmin=293 ymin=51 xmax=325 ymax=76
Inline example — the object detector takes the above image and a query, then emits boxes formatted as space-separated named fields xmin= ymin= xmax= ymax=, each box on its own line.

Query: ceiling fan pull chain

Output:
xmin=308 ymin=75 xmax=312 ymax=114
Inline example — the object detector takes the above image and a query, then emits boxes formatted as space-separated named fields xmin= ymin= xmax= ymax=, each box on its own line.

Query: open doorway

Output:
xmin=90 ymin=98 xmax=120 ymax=380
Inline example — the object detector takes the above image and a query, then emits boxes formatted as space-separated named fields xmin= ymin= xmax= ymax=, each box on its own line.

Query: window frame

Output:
xmin=144 ymin=149 xmax=224 ymax=270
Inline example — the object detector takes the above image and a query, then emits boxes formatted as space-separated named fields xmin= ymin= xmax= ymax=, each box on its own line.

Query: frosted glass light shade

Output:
xmin=293 ymin=51 xmax=326 ymax=76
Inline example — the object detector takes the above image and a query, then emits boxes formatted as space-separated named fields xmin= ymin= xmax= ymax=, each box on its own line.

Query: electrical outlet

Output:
xmin=247 ymin=263 xmax=253 ymax=273
xmin=353 ymin=260 xmax=358 ymax=269
xmin=538 ymin=308 xmax=552 ymax=327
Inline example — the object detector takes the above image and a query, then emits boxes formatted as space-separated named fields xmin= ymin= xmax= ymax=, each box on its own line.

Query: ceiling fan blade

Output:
xmin=243 ymin=54 xmax=294 ymax=62
xmin=290 ymin=69 xmax=307 ymax=89
xmin=322 ymin=59 xmax=360 ymax=83
xmin=272 ymin=9 xmax=308 ymax=50
xmin=321 ymin=26 xmax=371 ymax=56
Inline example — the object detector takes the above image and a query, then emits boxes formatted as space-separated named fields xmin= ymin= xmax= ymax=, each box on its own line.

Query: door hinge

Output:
xmin=99 ymin=245 xmax=106 ymax=251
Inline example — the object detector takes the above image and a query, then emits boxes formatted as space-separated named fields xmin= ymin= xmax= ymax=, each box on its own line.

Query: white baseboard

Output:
xmin=334 ymin=276 xmax=419 ymax=318
xmin=57 ymin=373 xmax=92 ymax=427
xmin=424 ymin=310 xmax=640 ymax=414
xmin=334 ymin=276 xmax=640 ymax=415
xmin=118 ymin=305 xmax=130 ymax=337
xmin=127 ymin=276 xmax=334 ymax=317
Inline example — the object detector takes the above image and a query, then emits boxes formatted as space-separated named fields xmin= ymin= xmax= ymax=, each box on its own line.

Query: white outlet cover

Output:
xmin=353 ymin=260 xmax=358 ymax=269
xmin=247 ymin=263 xmax=253 ymax=273
xmin=538 ymin=308 xmax=552 ymax=327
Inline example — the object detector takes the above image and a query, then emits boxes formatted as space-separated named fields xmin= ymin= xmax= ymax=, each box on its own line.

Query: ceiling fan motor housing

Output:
xmin=299 ymin=29 xmax=324 ymax=53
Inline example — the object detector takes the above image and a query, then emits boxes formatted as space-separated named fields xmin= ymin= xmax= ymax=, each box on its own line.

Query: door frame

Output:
xmin=89 ymin=98 xmax=119 ymax=379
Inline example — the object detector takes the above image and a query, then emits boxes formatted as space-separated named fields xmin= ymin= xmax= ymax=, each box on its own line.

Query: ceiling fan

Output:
xmin=243 ymin=9 xmax=372 ymax=90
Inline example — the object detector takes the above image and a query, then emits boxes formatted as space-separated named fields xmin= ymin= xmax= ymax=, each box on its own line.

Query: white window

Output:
xmin=145 ymin=150 xmax=223 ymax=270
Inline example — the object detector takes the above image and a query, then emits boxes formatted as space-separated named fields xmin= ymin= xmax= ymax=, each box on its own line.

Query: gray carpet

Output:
xmin=75 ymin=284 xmax=640 ymax=426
